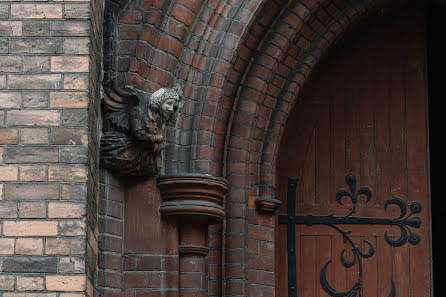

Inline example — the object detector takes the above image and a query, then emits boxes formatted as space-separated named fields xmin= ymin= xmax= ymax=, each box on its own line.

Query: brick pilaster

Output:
xmin=0 ymin=0 xmax=95 ymax=295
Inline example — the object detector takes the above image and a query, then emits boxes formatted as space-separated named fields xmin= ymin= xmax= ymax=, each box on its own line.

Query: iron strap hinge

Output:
xmin=278 ymin=173 xmax=422 ymax=297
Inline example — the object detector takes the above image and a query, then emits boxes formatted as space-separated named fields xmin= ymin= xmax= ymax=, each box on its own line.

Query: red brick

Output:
xmin=0 ymin=128 xmax=19 ymax=144
xmin=7 ymin=110 xmax=60 ymax=126
xmin=48 ymin=165 xmax=88 ymax=182
xmin=16 ymin=276 xmax=44 ymax=291
xmin=0 ymin=238 xmax=15 ymax=254
xmin=15 ymin=238 xmax=44 ymax=255
xmin=19 ymin=201 xmax=46 ymax=218
xmin=124 ymin=272 xmax=146 ymax=288
xmin=0 ymin=21 xmax=22 ymax=36
xmin=49 ymin=200 xmax=86 ymax=217
xmin=0 ymin=165 xmax=18 ymax=181
xmin=50 ymin=92 xmax=88 ymax=108
xmin=46 ymin=275 xmax=86 ymax=291
xmin=45 ymin=238 xmax=85 ymax=255
xmin=11 ymin=4 xmax=62 ymax=19
xmin=3 ymin=221 xmax=58 ymax=236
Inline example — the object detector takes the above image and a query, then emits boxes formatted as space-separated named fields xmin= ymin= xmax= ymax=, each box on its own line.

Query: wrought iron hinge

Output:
xmin=278 ymin=173 xmax=422 ymax=297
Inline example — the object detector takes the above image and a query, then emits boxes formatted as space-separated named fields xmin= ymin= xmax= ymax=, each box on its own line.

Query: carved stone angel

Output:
xmin=100 ymin=83 xmax=181 ymax=176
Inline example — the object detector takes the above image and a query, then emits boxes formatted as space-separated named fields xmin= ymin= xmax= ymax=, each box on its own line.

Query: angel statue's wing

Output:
xmin=103 ymin=82 xmax=140 ymax=131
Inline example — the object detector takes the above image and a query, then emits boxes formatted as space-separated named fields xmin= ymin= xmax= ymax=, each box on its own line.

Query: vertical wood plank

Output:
xmin=358 ymin=35 xmax=376 ymax=206
xmin=374 ymin=24 xmax=392 ymax=206
xmin=377 ymin=236 xmax=393 ymax=296
xmin=361 ymin=236 xmax=377 ymax=296
xmin=330 ymin=60 xmax=346 ymax=206
xmin=344 ymin=48 xmax=361 ymax=177
xmin=331 ymin=235 xmax=348 ymax=293
xmin=302 ymin=126 xmax=316 ymax=206
xmin=314 ymin=72 xmax=331 ymax=207
xmin=403 ymin=8 xmax=432 ymax=297
xmin=389 ymin=12 xmax=410 ymax=297
xmin=301 ymin=236 xmax=317 ymax=297
xmin=317 ymin=236 xmax=332 ymax=297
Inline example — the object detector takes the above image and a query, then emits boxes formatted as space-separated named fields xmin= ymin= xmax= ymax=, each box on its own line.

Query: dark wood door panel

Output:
xmin=276 ymin=6 xmax=431 ymax=297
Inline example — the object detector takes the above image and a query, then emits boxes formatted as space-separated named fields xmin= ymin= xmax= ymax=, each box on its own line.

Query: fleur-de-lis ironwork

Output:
xmin=335 ymin=172 xmax=372 ymax=215
xmin=278 ymin=173 xmax=423 ymax=297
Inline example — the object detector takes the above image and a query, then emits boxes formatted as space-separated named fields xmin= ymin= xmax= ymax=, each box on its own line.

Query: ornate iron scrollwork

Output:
xmin=278 ymin=173 xmax=422 ymax=297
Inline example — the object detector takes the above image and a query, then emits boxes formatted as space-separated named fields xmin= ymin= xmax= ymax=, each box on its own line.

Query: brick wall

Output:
xmin=98 ymin=170 xmax=125 ymax=297
xmin=0 ymin=0 xmax=394 ymax=296
xmin=0 ymin=0 xmax=94 ymax=295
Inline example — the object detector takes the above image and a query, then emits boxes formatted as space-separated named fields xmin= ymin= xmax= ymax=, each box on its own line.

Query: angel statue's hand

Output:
xmin=150 ymin=135 xmax=164 ymax=143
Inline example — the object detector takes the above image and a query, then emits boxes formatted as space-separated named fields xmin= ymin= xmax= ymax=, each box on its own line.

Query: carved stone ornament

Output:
xmin=100 ymin=82 xmax=182 ymax=176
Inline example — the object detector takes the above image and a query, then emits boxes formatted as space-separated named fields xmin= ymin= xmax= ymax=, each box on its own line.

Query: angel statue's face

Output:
xmin=160 ymin=98 xmax=178 ymax=118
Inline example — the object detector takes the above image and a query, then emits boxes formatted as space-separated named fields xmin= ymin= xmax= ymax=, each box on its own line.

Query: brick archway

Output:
xmin=100 ymin=0 xmax=400 ymax=296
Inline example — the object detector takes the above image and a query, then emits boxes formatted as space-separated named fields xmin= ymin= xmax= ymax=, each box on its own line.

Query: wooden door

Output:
xmin=276 ymin=5 xmax=432 ymax=297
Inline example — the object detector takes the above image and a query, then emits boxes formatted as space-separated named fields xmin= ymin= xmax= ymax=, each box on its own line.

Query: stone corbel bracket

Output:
xmin=157 ymin=174 xmax=228 ymax=296
xmin=255 ymin=196 xmax=282 ymax=214
xmin=157 ymin=174 xmax=228 ymax=225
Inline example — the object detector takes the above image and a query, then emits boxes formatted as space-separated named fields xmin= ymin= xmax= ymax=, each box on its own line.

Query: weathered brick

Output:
xmin=19 ymin=201 xmax=46 ymax=218
xmin=0 ymin=74 xmax=6 ymax=88
xmin=3 ymin=293 xmax=57 ymax=297
xmin=0 ymin=165 xmax=18 ymax=181
xmin=124 ymin=272 xmax=146 ymax=288
xmin=15 ymin=238 xmax=44 ymax=255
xmin=64 ymin=3 xmax=90 ymax=19
xmin=0 ymin=56 xmax=22 ymax=72
xmin=0 ymin=128 xmax=19 ymax=144
xmin=62 ymin=109 xmax=88 ymax=127
xmin=50 ymin=92 xmax=88 ymax=108
xmin=60 ymin=146 xmax=88 ymax=164
xmin=0 ymin=4 xmax=8 ymax=19
xmin=46 ymin=237 xmax=85 ymax=255
xmin=48 ymin=165 xmax=87 ymax=182
xmin=52 ymin=21 xmax=89 ymax=36
xmin=0 ymin=21 xmax=22 ymax=36
xmin=23 ymin=56 xmax=50 ymax=73
xmin=0 ymin=92 xmax=21 ymax=108
xmin=22 ymin=92 xmax=49 ymax=108
xmin=64 ymin=38 xmax=90 ymax=54
xmin=17 ymin=276 xmax=45 ymax=291
xmin=50 ymin=128 xmax=88 ymax=145
xmin=46 ymin=275 xmax=86 ymax=291
xmin=61 ymin=183 xmax=87 ymax=200
xmin=0 ymin=201 xmax=18 ymax=218
xmin=59 ymin=256 xmax=86 ymax=273
xmin=0 ymin=274 xmax=15 ymax=290
xmin=2 ymin=256 xmax=58 ymax=272
xmin=64 ymin=74 xmax=89 ymax=90
xmin=11 ymin=4 xmax=63 ymax=19
xmin=23 ymin=21 xmax=51 ymax=36
xmin=5 ymin=184 xmax=59 ymax=200
xmin=59 ymin=294 xmax=85 ymax=297
xmin=20 ymin=128 xmax=49 ymax=144
xmin=4 ymin=146 xmax=59 ymax=163
xmin=3 ymin=220 xmax=58 ymax=236
xmin=51 ymin=56 xmax=89 ymax=72
xmin=59 ymin=220 xmax=86 ymax=236
xmin=10 ymin=39 xmax=63 ymax=54
xmin=19 ymin=165 xmax=46 ymax=181
xmin=7 ymin=110 xmax=61 ymax=126
xmin=0 ymin=38 xmax=7 ymax=53
xmin=48 ymin=202 xmax=86 ymax=218
xmin=0 ymin=238 xmax=15 ymax=254
xmin=8 ymin=74 xmax=62 ymax=90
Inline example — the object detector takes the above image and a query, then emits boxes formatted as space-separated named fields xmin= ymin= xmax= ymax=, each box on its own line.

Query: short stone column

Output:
xmin=157 ymin=174 xmax=228 ymax=297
